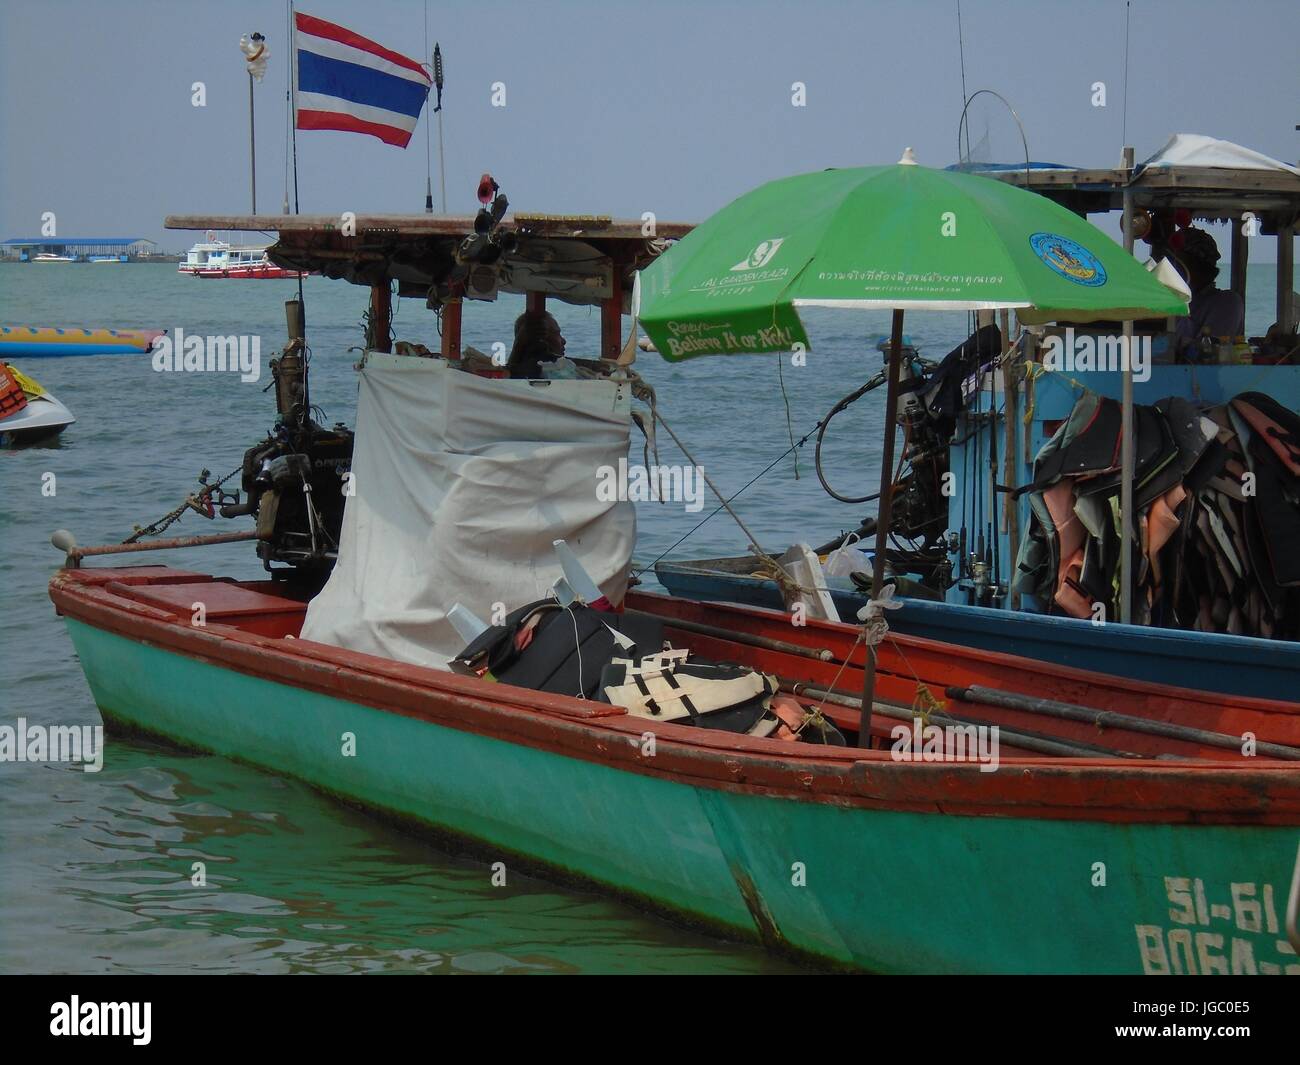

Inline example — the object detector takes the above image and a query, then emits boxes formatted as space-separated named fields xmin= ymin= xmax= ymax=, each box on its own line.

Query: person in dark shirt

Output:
xmin=506 ymin=311 xmax=567 ymax=378
xmin=1172 ymin=227 xmax=1245 ymax=360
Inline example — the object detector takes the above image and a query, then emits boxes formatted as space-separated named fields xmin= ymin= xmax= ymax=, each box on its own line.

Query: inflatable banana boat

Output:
xmin=0 ymin=326 xmax=165 ymax=358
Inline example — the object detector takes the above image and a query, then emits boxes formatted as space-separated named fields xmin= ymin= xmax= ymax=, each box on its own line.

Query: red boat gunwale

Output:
xmin=634 ymin=591 xmax=1300 ymax=743
xmin=49 ymin=565 xmax=1300 ymax=826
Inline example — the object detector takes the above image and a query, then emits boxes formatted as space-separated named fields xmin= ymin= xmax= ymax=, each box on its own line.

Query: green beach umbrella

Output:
xmin=636 ymin=150 xmax=1187 ymax=360
xmin=635 ymin=150 xmax=1188 ymax=745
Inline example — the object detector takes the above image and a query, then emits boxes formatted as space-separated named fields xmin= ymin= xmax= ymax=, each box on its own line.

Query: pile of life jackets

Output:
xmin=453 ymin=599 xmax=844 ymax=744
xmin=1014 ymin=391 xmax=1300 ymax=638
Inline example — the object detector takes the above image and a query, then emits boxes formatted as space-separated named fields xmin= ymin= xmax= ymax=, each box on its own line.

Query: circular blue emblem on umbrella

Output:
xmin=1029 ymin=232 xmax=1107 ymax=287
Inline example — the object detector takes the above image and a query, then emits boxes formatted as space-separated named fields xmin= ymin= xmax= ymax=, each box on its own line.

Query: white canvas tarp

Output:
xmin=1141 ymin=134 xmax=1300 ymax=176
xmin=300 ymin=354 xmax=636 ymax=668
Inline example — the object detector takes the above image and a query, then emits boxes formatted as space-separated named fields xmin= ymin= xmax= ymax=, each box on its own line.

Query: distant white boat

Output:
xmin=179 ymin=233 xmax=303 ymax=279
xmin=33 ymin=253 xmax=76 ymax=263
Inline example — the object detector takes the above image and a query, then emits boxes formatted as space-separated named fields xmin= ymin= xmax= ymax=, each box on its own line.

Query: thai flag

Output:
xmin=294 ymin=11 xmax=430 ymax=148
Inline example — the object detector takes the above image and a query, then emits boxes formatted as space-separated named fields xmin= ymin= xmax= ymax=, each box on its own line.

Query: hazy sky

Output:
xmin=2 ymin=0 xmax=1296 ymax=253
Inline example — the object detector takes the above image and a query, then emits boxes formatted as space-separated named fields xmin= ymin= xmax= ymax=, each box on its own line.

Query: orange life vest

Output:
xmin=0 ymin=363 xmax=30 ymax=421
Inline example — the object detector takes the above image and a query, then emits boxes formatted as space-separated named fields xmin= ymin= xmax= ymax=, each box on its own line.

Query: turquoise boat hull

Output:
xmin=63 ymin=615 xmax=1300 ymax=974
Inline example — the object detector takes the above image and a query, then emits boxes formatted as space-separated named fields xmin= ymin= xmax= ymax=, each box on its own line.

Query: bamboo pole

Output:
xmin=54 ymin=530 xmax=260 ymax=568
xmin=948 ymin=684 xmax=1300 ymax=760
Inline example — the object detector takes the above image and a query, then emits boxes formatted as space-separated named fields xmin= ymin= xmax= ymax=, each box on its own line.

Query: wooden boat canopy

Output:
xmin=164 ymin=213 xmax=694 ymax=307
xmin=166 ymin=211 xmax=696 ymax=359
xmin=980 ymin=165 xmax=1300 ymax=228
xmin=981 ymin=155 xmax=1299 ymax=344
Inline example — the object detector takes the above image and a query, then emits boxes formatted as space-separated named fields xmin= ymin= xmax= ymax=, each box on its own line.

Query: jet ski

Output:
xmin=0 ymin=362 xmax=75 ymax=446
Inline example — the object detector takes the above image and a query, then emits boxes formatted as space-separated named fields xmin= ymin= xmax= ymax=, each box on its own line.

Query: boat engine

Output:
xmin=224 ymin=422 xmax=353 ymax=573
xmin=218 ymin=296 xmax=355 ymax=575
xmin=814 ymin=338 xmax=953 ymax=591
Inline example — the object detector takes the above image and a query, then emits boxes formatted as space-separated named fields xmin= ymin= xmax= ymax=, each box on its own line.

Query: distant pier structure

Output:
xmin=0 ymin=237 xmax=160 ymax=263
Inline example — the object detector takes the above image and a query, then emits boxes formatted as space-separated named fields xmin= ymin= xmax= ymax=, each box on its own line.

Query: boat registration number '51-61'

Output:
xmin=1135 ymin=877 xmax=1299 ymax=975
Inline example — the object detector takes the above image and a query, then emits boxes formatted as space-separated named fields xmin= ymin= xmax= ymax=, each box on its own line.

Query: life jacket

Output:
xmin=1232 ymin=393 xmax=1300 ymax=477
xmin=598 ymin=649 xmax=781 ymax=736
xmin=1015 ymin=390 xmax=1300 ymax=632
xmin=0 ymin=363 xmax=29 ymax=421
xmin=453 ymin=599 xmax=651 ymax=699
xmin=453 ymin=598 xmax=832 ymax=740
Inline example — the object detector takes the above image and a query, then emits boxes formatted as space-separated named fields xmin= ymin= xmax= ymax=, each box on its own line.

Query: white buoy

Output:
xmin=51 ymin=529 xmax=77 ymax=552
xmin=51 ymin=529 xmax=79 ymax=569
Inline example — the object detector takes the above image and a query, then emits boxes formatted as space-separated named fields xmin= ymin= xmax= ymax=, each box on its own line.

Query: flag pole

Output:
xmin=249 ymin=67 xmax=257 ymax=214
xmin=282 ymin=1 xmax=291 ymax=213
xmin=286 ymin=0 xmax=305 ymax=353
xmin=288 ymin=0 xmax=300 ymax=214
xmin=241 ymin=31 xmax=266 ymax=214
xmin=433 ymin=43 xmax=446 ymax=213
xmin=423 ymin=4 xmax=433 ymax=212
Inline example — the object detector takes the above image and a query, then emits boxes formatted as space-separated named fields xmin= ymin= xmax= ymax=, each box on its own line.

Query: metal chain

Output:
xmin=123 ymin=463 xmax=244 ymax=543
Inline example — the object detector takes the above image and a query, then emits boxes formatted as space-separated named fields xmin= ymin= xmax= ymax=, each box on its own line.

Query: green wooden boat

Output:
xmin=51 ymin=566 xmax=1300 ymax=974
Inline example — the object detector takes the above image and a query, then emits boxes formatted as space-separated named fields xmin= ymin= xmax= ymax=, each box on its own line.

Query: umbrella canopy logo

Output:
xmin=1029 ymin=232 xmax=1108 ymax=287
xmin=731 ymin=238 xmax=785 ymax=271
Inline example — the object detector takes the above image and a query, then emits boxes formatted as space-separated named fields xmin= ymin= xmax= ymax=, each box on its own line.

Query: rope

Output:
xmin=645 ymin=400 xmax=795 ymax=586
xmin=804 ymin=628 xmax=865 ymax=724
xmin=624 ymin=369 xmax=793 ymax=581
xmin=629 ymin=378 xmax=872 ymax=580
xmin=750 ymin=551 xmax=822 ymax=601
xmin=776 ymin=353 xmax=799 ymax=478
xmin=631 ymin=432 xmax=814 ymax=578
xmin=564 ymin=605 xmax=586 ymax=700
xmin=629 ymin=376 xmax=835 ymax=602
xmin=911 ymin=681 xmax=946 ymax=724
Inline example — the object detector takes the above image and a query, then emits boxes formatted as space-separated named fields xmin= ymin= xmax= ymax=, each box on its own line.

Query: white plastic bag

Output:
xmin=822 ymin=534 xmax=871 ymax=580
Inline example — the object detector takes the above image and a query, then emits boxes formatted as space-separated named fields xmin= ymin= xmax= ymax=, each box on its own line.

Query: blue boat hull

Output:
xmin=654 ymin=560 xmax=1300 ymax=703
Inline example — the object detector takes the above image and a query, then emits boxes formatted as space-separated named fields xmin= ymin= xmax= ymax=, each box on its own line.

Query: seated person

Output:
xmin=1172 ymin=227 xmax=1245 ymax=360
xmin=506 ymin=310 xmax=566 ymax=378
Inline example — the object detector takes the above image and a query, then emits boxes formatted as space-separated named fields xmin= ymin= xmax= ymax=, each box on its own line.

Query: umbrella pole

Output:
xmin=858 ymin=308 xmax=905 ymax=747
xmin=1119 ymin=145 xmax=1135 ymax=625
